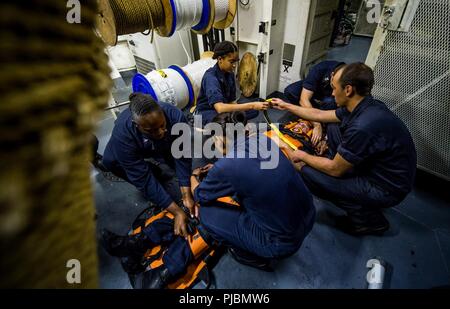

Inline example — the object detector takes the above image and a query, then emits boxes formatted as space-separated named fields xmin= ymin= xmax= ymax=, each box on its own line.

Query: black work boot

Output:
xmin=120 ymin=256 xmax=147 ymax=275
xmin=140 ymin=266 xmax=172 ymax=289
xmin=228 ymin=247 xmax=274 ymax=272
xmin=101 ymin=229 xmax=153 ymax=258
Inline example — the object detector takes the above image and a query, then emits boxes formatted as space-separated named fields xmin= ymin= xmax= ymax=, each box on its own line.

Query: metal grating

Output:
xmin=134 ymin=55 xmax=156 ymax=75
xmin=372 ymin=0 xmax=450 ymax=180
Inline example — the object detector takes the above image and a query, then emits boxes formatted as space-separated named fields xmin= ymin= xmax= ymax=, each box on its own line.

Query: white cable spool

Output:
xmin=174 ymin=0 xmax=203 ymax=31
xmin=145 ymin=68 xmax=190 ymax=109
xmin=214 ymin=0 xmax=229 ymax=23
xmin=182 ymin=58 xmax=217 ymax=98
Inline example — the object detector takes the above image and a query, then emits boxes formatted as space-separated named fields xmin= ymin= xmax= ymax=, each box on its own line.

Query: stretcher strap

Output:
xmin=188 ymin=231 xmax=210 ymax=260
xmin=132 ymin=210 xmax=175 ymax=235
xmin=263 ymin=110 xmax=301 ymax=150
xmin=217 ymin=196 xmax=240 ymax=207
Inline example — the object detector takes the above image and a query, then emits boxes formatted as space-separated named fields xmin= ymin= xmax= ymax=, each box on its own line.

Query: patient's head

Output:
xmin=210 ymin=112 xmax=247 ymax=155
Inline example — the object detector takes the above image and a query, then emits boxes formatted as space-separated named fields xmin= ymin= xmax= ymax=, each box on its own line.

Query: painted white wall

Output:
xmin=153 ymin=29 xmax=194 ymax=68
xmin=267 ymin=0 xmax=287 ymax=96
xmin=123 ymin=33 xmax=160 ymax=68
xmin=279 ymin=0 xmax=312 ymax=92
xmin=114 ymin=29 xmax=194 ymax=71
xmin=107 ymin=40 xmax=136 ymax=71
xmin=106 ymin=51 xmax=122 ymax=80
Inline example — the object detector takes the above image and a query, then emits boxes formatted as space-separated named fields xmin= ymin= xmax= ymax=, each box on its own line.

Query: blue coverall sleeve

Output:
xmin=115 ymin=138 xmax=173 ymax=209
xmin=302 ymin=62 xmax=333 ymax=93
xmin=193 ymin=162 xmax=235 ymax=205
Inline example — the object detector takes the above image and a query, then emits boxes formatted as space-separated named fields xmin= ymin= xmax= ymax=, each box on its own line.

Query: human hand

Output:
xmin=288 ymin=149 xmax=307 ymax=163
xmin=252 ymin=101 xmax=270 ymax=111
xmin=269 ymin=98 xmax=289 ymax=110
xmin=311 ymin=123 xmax=322 ymax=146
xmin=173 ymin=210 xmax=189 ymax=238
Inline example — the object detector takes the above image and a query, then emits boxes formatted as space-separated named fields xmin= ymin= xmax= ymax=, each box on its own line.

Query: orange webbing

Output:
xmin=187 ymin=231 xmax=210 ymax=260
xmin=217 ymin=196 xmax=241 ymax=207
xmin=144 ymin=245 xmax=162 ymax=259
xmin=132 ymin=210 xmax=175 ymax=235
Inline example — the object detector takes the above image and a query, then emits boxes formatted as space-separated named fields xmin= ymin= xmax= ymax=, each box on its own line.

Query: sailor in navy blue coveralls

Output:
xmin=284 ymin=61 xmax=344 ymax=146
xmin=271 ymin=63 xmax=417 ymax=235
xmin=143 ymin=133 xmax=316 ymax=281
xmin=194 ymin=133 xmax=316 ymax=260
xmin=195 ymin=63 xmax=260 ymax=126
xmin=301 ymin=96 xmax=417 ymax=231
xmin=284 ymin=60 xmax=344 ymax=110
xmin=102 ymin=103 xmax=192 ymax=210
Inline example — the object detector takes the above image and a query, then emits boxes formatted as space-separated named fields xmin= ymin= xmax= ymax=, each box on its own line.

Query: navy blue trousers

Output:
xmin=199 ymin=202 xmax=314 ymax=259
xmin=300 ymin=123 xmax=403 ymax=225
xmin=143 ymin=200 xmax=314 ymax=277
xmin=284 ymin=80 xmax=336 ymax=110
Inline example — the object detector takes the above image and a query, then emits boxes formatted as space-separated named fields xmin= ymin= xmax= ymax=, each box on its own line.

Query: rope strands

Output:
xmin=213 ymin=0 xmax=237 ymax=29
xmin=0 ymin=1 xmax=112 ymax=288
xmin=132 ymin=56 xmax=216 ymax=109
xmin=186 ymin=0 xmax=216 ymax=35
xmin=97 ymin=0 xmax=172 ymax=45
xmin=110 ymin=0 xmax=165 ymax=42
xmin=96 ymin=0 xmax=223 ymax=45
xmin=183 ymin=57 xmax=217 ymax=99
xmin=214 ymin=0 xmax=229 ymax=22
xmin=174 ymin=0 xmax=203 ymax=31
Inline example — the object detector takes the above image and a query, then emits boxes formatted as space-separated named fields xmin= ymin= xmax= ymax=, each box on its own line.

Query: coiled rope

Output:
xmin=109 ymin=0 xmax=165 ymax=42
xmin=174 ymin=0 xmax=203 ymax=31
xmin=214 ymin=0 xmax=229 ymax=22
xmin=0 ymin=1 xmax=111 ymax=288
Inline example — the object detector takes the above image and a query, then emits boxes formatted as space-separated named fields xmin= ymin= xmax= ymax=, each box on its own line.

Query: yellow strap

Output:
xmin=269 ymin=123 xmax=298 ymax=150
xmin=157 ymin=70 xmax=167 ymax=78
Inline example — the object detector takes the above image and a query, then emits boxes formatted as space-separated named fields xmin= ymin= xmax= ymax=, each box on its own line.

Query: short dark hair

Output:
xmin=212 ymin=41 xmax=238 ymax=60
xmin=211 ymin=112 xmax=248 ymax=139
xmin=336 ymin=62 xmax=374 ymax=97
xmin=129 ymin=93 xmax=161 ymax=121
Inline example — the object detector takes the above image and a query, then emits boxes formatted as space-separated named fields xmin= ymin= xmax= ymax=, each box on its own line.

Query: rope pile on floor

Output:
xmin=0 ymin=1 xmax=112 ymax=288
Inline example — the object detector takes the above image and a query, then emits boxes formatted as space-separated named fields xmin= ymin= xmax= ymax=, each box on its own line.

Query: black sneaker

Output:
xmin=335 ymin=215 xmax=390 ymax=236
xmin=228 ymin=247 xmax=274 ymax=272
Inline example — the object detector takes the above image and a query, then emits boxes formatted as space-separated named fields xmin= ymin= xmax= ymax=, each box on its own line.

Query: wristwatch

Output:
xmin=191 ymin=173 xmax=200 ymax=182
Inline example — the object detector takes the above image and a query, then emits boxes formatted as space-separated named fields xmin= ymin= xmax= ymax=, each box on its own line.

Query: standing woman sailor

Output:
xmin=195 ymin=41 xmax=269 ymax=126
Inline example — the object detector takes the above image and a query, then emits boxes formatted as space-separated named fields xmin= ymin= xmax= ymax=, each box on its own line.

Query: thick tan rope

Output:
xmin=110 ymin=0 xmax=165 ymax=42
xmin=0 ymin=1 xmax=112 ymax=288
